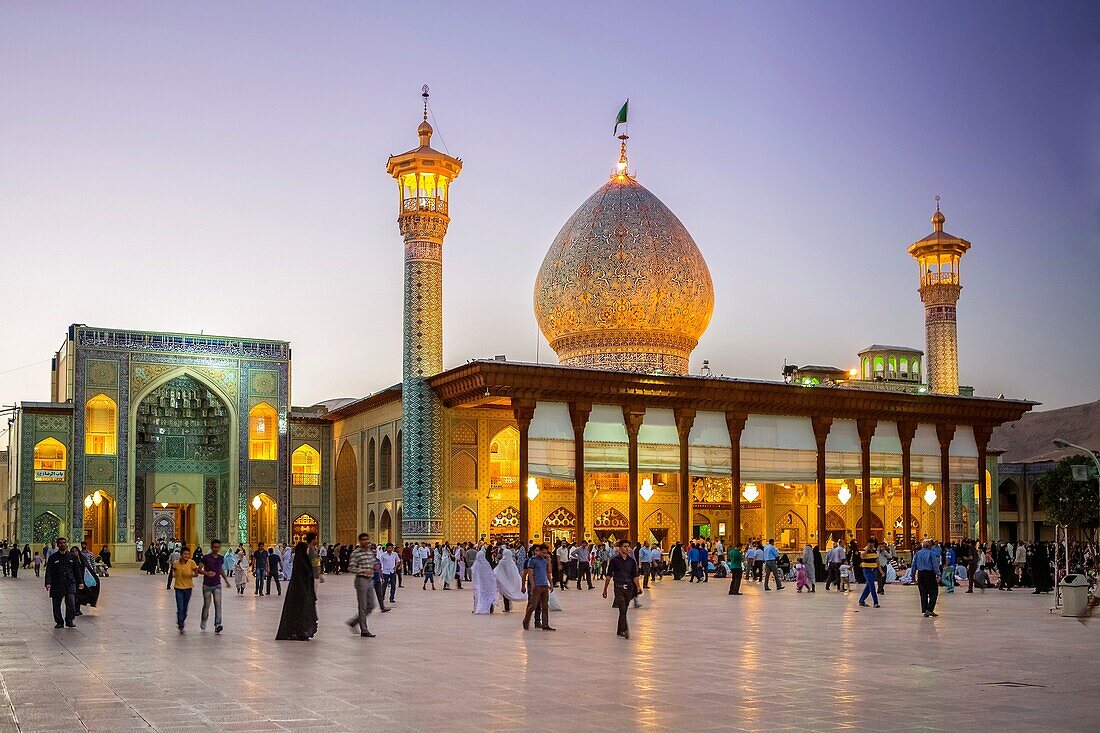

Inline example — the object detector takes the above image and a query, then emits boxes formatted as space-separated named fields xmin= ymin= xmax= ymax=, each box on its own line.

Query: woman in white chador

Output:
xmin=282 ymin=544 xmax=294 ymax=581
xmin=412 ymin=543 xmax=425 ymax=576
xmin=493 ymin=548 xmax=527 ymax=612
xmin=471 ymin=550 xmax=499 ymax=614
xmin=437 ymin=544 xmax=457 ymax=590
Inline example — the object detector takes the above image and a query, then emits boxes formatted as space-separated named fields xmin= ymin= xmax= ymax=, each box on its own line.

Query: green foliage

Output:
xmin=1035 ymin=456 xmax=1099 ymax=538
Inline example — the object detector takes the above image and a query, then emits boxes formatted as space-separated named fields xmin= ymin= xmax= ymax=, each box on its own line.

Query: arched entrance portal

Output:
xmin=82 ymin=490 xmax=114 ymax=549
xmin=249 ymin=493 xmax=278 ymax=547
xmin=335 ymin=441 xmax=358 ymax=545
xmin=292 ymin=513 xmax=319 ymax=544
xmin=542 ymin=506 xmax=576 ymax=545
xmin=136 ymin=373 xmax=232 ymax=547
xmin=594 ymin=507 xmax=628 ymax=544
xmin=379 ymin=509 xmax=392 ymax=545
xmin=774 ymin=510 xmax=807 ymax=551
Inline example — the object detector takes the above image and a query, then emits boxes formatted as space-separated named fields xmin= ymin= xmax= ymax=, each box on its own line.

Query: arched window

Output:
xmin=872 ymin=356 xmax=884 ymax=376
xmin=911 ymin=359 xmax=920 ymax=378
xmin=380 ymin=436 xmax=392 ymax=490
xmin=887 ymin=356 xmax=897 ymax=375
xmin=489 ymin=427 xmax=519 ymax=489
xmin=367 ymin=437 xmax=376 ymax=491
xmin=899 ymin=357 xmax=909 ymax=377
xmin=396 ymin=430 xmax=403 ymax=489
xmin=85 ymin=394 xmax=117 ymax=455
xmin=33 ymin=437 xmax=66 ymax=481
xmin=249 ymin=403 xmax=278 ymax=460
xmin=862 ymin=357 xmax=870 ymax=380
xmin=291 ymin=444 xmax=320 ymax=486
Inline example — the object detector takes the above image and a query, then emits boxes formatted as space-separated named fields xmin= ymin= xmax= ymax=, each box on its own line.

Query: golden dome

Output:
xmin=534 ymin=175 xmax=714 ymax=374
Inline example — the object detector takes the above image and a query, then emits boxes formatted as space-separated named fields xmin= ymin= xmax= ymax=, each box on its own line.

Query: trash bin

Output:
xmin=1060 ymin=574 xmax=1089 ymax=617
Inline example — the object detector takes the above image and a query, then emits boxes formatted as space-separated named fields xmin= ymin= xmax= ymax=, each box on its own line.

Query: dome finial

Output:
xmin=931 ymin=194 xmax=945 ymax=231
xmin=417 ymin=84 xmax=433 ymax=146
xmin=612 ymin=99 xmax=630 ymax=179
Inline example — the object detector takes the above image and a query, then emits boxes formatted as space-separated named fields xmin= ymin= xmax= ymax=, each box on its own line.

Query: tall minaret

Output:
xmin=908 ymin=197 xmax=971 ymax=394
xmin=386 ymin=87 xmax=462 ymax=540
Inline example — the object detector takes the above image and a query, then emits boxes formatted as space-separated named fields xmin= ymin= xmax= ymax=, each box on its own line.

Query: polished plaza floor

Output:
xmin=0 ymin=565 xmax=1095 ymax=732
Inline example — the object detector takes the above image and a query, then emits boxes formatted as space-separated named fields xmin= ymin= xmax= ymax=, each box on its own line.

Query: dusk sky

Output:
xmin=2 ymin=2 xmax=1097 ymax=414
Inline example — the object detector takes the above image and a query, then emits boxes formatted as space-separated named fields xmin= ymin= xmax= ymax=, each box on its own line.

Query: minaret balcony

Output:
xmin=402 ymin=196 xmax=448 ymax=215
xmin=921 ymin=271 xmax=959 ymax=286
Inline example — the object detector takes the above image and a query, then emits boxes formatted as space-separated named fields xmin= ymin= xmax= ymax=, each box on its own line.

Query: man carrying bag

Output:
xmin=603 ymin=540 xmax=643 ymax=639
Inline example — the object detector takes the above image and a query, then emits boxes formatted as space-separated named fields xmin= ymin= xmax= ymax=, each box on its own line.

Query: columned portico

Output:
xmin=811 ymin=416 xmax=832 ymax=549
xmin=725 ymin=412 xmax=747 ymax=546
xmin=897 ymin=421 xmax=917 ymax=550
xmin=857 ymin=418 xmax=877 ymax=544
xmin=569 ymin=402 xmax=591 ymax=541
xmin=937 ymin=424 xmax=956 ymax=541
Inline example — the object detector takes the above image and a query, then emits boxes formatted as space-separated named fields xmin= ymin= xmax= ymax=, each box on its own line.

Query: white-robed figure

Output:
xmin=412 ymin=544 xmax=425 ymax=576
xmin=455 ymin=544 xmax=467 ymax=583
xmin=282 ymin=544 xmax=294 ymax=580
xmin=493 ymin=548 xmax=527 ymax=612
xmin=471 ymin=550 xmax=499 ymax=614
xmin=438 ymin=545 xmax=457 ymax=590
xmin=800 ymin=545 xmax=817 ymax=591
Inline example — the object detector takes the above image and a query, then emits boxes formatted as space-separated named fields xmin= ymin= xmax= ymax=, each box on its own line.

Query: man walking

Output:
xmin=603 ymin=539 xmax=642 ymax=639
xmin=572 ymin=541 xmax=594 ymax=590
xmin=266 ymin=547 xmax=282 ymax=595
xmin=638 ymin=542 xmax=653 ymax=589
xmin=727 ymin=542 xmax=744 ymax=595
xmin=762 ymin=538 xmax=784 ymax=591
xmin=346 ymin=533 xmax=378 ymax=637
xmin=912 ymin=539 xmax=940 ymax=617
xmin=857 ymin=541 xmax=880 ymax=608
xmin=253 ymin=543 xmax=267 ymax=596
xmin=522 ymin=544 xmax=555 ymax=631
xmin=199 ymin=539 xmax=232 ymax=633
xmin=379 ymin=543 xmax=400 ymax=604
xmin=44 ymin=537 xmax=81 ymax=628
xmin=825 ymin=542 xmax=845 ymax=591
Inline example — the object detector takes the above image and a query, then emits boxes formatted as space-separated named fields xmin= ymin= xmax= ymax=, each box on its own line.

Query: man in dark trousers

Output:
xmin=603 ymin=539 xmax=642 ymax=639
xmin=266 ymin=547 xmax=282 ymax=595
xmin=8 ymin=543 xmax=21 ymax=579
xmin=44 ymin=537 xmax=82 ymax=628
xmin=253 ymin=544 xmax=268 ymax=596
xmin=911 ymin=539 xmax=940 ymax=617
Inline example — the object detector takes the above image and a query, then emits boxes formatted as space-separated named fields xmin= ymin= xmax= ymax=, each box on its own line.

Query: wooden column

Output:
xmin=623 ymin=405 xmax=645 ymax=544
xmin=857 ymin=418 xmax=877 ymax=545
xmin=974 ymin=425 xmax=992 ymax=544
xmin=726 ymin=412 xmax=747 ymax=546
xmin=568 ymin=402 xmax=591 ymax=542
xmin=937 ymin=424 xmax=956 ymax=542
xmin=675 ymin=408 xmax=696 ymax=546
xmin=513 ymin=399 xmax=536 ymax=544
xmin=897 ymin=421 xmax=917 ymax=551
xmin=811 ymin=416 xmax=832 ymax=550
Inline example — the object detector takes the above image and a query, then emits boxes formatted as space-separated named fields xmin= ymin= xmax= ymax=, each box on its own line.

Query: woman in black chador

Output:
xmin=1029 ymin=542 xmax=1054 ymax=594
xmin=276 ymin=535 xmax=318 ymax=641
xmin=669 ymin=542 xmax=686 ymax=580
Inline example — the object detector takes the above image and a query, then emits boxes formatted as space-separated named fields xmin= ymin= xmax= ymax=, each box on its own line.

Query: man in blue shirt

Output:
xmin=521 ymin=544 xmax=555 ymax=631
xmin=911 ymin=539 xmax=940 ymax=617
xmin=638 ymin=543 xmax=653 ymax=588
xmin=762 ymin=539 xmax=784 ymax=591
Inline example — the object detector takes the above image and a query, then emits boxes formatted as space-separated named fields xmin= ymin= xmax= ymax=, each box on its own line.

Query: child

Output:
xmin=838 ymin=562 xmax=852 ymax=593
xmin=795 ymin=560 xmax=810 ymax=592
xmin=422 ymin=556 xmax=436 ymax=590
xmin=33 ymin=551 xmax=43 ymax=577
xmin=233 ymin=549 xmax=249 ymax=594
xmin=172 ymin=548 xmax=201 ymax=633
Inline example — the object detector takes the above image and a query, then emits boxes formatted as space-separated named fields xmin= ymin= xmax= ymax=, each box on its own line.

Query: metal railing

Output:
xmin=402 ymin=197 xmax=448 ymax=215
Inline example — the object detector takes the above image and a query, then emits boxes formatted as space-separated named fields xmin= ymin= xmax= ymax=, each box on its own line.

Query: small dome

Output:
xmin=534 ymin=176 xmax=714 ymax=374
xmin=931 ymin=208 xmax=945 ymax=228
xmin=418 ymin=119 xmax=433 ymax=136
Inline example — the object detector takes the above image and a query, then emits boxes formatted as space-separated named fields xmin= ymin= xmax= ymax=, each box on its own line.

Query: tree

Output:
xmin=1035 ymin=456 xmax=1099 ymax=541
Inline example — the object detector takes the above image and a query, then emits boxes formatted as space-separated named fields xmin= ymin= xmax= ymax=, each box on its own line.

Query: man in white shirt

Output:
xmin=649 ymin=543 xmax=663 ymax=581
xmin=379 ymin=544 xmax=400 ymax=604
xmin=825 ymin=543 xmax=846 ymax=591
xmin=556 ymin=542 xmax=572 ymax=590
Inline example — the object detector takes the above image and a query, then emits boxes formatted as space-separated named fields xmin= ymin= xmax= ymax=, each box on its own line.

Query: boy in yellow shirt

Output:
xmin=172 ymin=548 xmax=202 ymax=633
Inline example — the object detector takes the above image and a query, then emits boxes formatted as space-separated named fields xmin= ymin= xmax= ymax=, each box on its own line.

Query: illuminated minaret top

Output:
xmin=907 ymin=197 xmax=971 ymax=395
xmin=385 ymin=86 xmax=462 ymax=540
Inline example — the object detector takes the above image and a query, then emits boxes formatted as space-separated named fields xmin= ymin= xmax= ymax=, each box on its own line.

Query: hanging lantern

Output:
xmin=83 ymin=495 xmax=93 ymax=509
xmin=838 ymin=482 xmax=852 ymax=506
xmin=92 ymin=490 xmax=104 ymax=506
xmin=526 ymin=477 xmax=540 ymax=501
xmin=742 ymin=483 xmax=759 ymax=502
xmin=639 ymin=478 xmax=654 ymax=502
xmin=252 ymin=495 xmax=263 ymax=510
xmin=923 ymin=484 xmax=937 ymax=506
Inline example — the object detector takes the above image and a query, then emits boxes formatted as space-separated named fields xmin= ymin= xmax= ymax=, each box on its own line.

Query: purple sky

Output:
xmin=2 ymin=2 xmax=1097 ymax=414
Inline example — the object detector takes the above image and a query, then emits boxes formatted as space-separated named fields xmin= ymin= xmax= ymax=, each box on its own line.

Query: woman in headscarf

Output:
xmin=670 ymin=542 xmax=686 ymax=581
xmin=801 ymin=544 xmax=817 ymax=592
xmin=471 ymin=550 xmax=499 ymax=614
xmin=438 ymin=543 xmax=457 ymax=590
xmin=1029 ymin=542 xmax=1053 ymax=594
xmin=276 ymin=536 xmax=318 ymax=641
xmin=494 ymin=547 xmax=527 ymax=612
xmin=141 ymin=545 xmax=157 ymax=574
xmin=812 ymin=545 xmax=826 ymax=583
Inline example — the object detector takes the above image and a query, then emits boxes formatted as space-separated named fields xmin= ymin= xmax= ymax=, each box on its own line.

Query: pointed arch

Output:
xmin=774 ymin=509 xmax=807 ymax=550
xmin=335 ymin=440 xmax=358 ymax=544
xmin=367 ymin=437 xmax=376 ymax=492
xmin=542 ymin=506 xmax=577 ymax=544
xmin=368 ymin=509 xmax=377 ymax=535
xmin=33 ymin=437 xmax=67 ymax=481
xmin=248 ymin=402 xmax=278 ymax=460
xmin=451 ymin=450 xmax=477 ymax=490
xmin=489 ymin=426 xmax=519 ymax=489
xmin=292 ymin=513 xmax=319 ymax=544
xmin=33 ymin=511 xmax=63 ymax=543
xmin=291 ymin=444 xmax=320 ymax=486
xmin=379 ymin=508 xmax=392 ymax=544
xmin=380 ymin=435 xmax=392 ymax=491
xmin=450 ymin=505 xmax=477 ymax=544
xmin=85 ymin=393 xmax=117 ymax=455
xmin=396 ymin=430 xmax=403 ymax=489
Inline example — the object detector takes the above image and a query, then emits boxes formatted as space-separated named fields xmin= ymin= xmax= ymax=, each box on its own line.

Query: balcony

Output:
xmin=922 ymin=271 xmax=958 ymax=285
xmin=402 ymin=197 xmax=448 ymax=215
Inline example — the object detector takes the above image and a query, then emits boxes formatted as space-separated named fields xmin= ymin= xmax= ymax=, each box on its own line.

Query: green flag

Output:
xmin=614 ymin=100 xmax=629 ymax=134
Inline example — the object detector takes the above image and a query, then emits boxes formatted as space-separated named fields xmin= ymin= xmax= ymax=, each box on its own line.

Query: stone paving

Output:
xmin=0 ymin=567 xmax=1096 ymax=732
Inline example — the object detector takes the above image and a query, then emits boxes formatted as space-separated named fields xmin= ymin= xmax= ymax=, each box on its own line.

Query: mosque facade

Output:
xmin=4 ymin=101 xmax=1033 ymax=557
